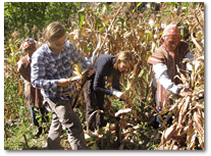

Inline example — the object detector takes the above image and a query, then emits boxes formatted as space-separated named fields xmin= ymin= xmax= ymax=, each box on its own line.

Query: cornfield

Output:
xmin=4 ymin=2 xmax=204 ymax=150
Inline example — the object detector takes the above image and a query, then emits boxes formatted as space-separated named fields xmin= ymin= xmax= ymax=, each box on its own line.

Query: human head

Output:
xmin=44 ymin=21 xmax=66 ymax=53
xmin=160 ymin=23 xmax=181 ymax=51
xmin=114 ymin=51 xmax=133 ymax=72
xmin=21 ymin=38 xmax=36 ymax=57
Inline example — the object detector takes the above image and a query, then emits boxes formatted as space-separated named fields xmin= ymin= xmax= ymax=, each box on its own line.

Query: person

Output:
xmin=84 ymin=52 xmax=133 ymax=131
xmin=148 ymin=23 xmax=193 ymax=125
xmin=31 ymin=21 xmax=92 ymax=150
xmin=17 ymin=38 xmax=48 ymax=137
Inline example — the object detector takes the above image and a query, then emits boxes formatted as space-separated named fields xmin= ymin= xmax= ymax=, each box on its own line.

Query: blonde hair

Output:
xmin=114 ymin=51 xmax=133 ymax=71
xmin=44 ymin=21 xmax=66 ymax=42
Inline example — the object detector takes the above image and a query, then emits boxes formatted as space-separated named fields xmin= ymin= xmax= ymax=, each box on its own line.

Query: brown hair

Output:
xmin=44 ymin=21 xmax=66 ymax=42
xmin=114 ymin=51 xmax=133 ymax=71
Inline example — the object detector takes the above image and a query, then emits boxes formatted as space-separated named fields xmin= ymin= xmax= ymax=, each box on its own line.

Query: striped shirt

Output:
xmin=31 ymin=40 xmax=91 ymax=99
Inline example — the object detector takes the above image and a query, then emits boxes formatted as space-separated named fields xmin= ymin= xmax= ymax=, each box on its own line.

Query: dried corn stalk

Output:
xmin=159 ymin=48 xmax=204 ymax=150
xmin=157 ymin=3 xmax=204 ymax=150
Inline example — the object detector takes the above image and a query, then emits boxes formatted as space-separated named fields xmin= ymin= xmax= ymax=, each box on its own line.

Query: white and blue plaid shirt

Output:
xmin=31 ymin=40 xmax=91 ymax=100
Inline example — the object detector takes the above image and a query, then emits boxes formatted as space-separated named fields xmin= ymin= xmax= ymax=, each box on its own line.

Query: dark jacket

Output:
xmin=89 ymin=54 xmax=121 ymax=95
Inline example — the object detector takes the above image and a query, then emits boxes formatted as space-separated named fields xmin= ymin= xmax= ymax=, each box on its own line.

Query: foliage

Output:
xmin=4 ymin=2 xmax=204 ymax=150
xmin=4 ymin=2 xmax=79 ymax=41
xmin=159 ymin=56 xmax=204 ymax=150
xmin=159 ymin=12 xmax=204 ymax=148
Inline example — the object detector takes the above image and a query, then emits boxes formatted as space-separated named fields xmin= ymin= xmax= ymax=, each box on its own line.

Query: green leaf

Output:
xmin=87 ymin=43 xmax=92 ymax=51
xmin=144 ymin=10 xmax=151 ymax=18
xmin=117 ymin=17 xmax=125 ymax=28
xmin=132 ymin=2 xmax=142 ymax=12
xmin=78 ymin=9 xmax=85 ymax=29
xmin=77 ymin=2 xmax=81 ymax=8
xmin=153 ymin=23 xmax=160 ymax=27
xmin=95 ymin=17 xmax=102 ymax=29
xmin=91 ymin=142 xmax=99 ymax=150
xmin=138 ymin=67 xmax=147 ymax=78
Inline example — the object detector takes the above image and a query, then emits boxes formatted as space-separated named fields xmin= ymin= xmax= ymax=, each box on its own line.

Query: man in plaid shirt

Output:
xmin=31 ymin=22 xmax=92 ymax=150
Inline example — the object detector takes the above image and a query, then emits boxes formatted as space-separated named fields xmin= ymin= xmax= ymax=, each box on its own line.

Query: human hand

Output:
xmin=57 ymin=78 xmax=72 ymax=87
xmin=125 ymin=102 xmax=132 ymax=108
xmin=179 ymin=88 xmax=192 ymax=97
xmin=87 ymin=65 xmax=95 ymax=77
xmin=113 ymin=91 xmax=125 ymax=99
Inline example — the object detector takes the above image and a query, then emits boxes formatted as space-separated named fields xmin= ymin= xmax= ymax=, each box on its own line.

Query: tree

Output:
xmin=4 ymin=2 xmax=79 ymax=41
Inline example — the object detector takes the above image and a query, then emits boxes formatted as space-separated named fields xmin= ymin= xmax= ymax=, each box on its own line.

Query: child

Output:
xmin=31 ymin=22 xmax=92 ymax=150
xmin=17 ymin=38 xmax=48 ymax=137
xmin=84 ymin=52 xmax=133 ymax=131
